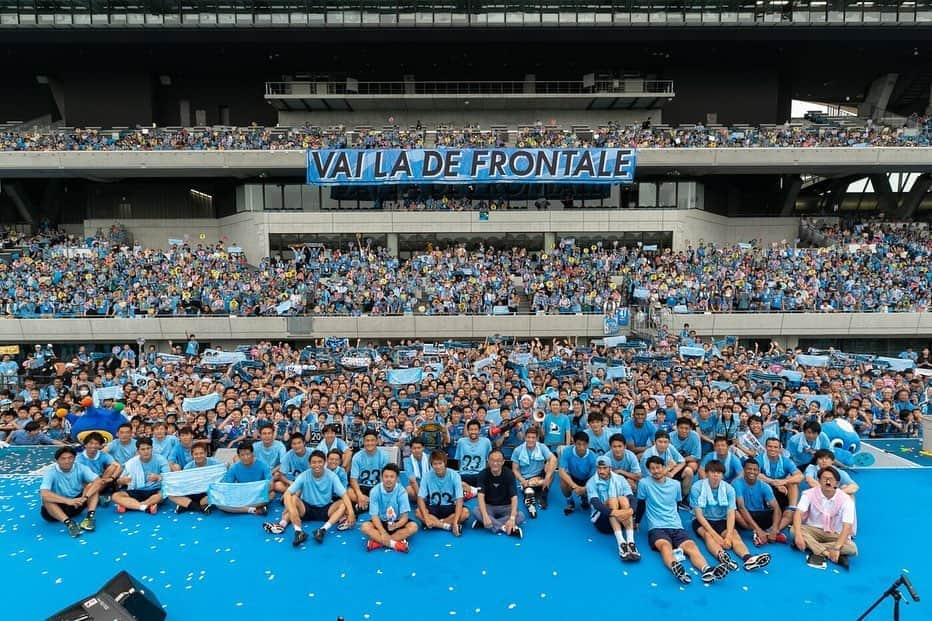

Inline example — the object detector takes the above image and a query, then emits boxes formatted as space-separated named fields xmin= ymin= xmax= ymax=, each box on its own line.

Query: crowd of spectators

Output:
xmin=0 ymin=219 xmax=929 ymax=318
xmin=3 ymin=116 xmax=931 ymax=152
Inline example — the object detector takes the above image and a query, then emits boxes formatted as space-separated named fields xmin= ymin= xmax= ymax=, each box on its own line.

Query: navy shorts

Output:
xmin=40 ymin=502 xmax=83 ymax=522
xmin=648 ymin=528 xmax=691 ymax=550
xmin=428 ymin=504 xmax=456 ymax=520
xmin=692 ymin=518 xmax=727 ymax=536
xmin=593 ymin=513 xmax=613 ymax=534
xmin=298 ymin=503 xmax=331 ymax=522
xmin=125 ymin=489 xmax=157 ymax=502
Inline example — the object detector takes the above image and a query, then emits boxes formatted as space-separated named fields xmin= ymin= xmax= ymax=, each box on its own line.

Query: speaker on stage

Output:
xmin=46 ymin=571 xmax=166 ymax=621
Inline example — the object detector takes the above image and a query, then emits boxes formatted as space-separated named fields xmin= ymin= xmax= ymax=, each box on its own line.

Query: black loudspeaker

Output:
xmin=46 ymin=571 xmax=166 ymax=621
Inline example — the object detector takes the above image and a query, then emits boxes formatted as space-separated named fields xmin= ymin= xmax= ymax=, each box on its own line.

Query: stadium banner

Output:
xmin=306 ymin=148 xmax=637 ymax=186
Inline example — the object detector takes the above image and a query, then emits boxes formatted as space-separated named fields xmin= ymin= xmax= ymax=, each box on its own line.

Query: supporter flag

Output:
xmin=162 ymin=464 xmax=226 ymax=496
xmin=92 ymin=385 xmax=124 ymax=406
xmin=796 ymin=354 xmax=829 ymax=367
xmin=207 ymin=480 xmax=270 ymax=508
xmin=201 ymin=349 xmax=247 ymax=365
xmin=387 ymin=368 xmax=424 ymax=385
xmin=182 ymin=393 xmax=222 ymax=412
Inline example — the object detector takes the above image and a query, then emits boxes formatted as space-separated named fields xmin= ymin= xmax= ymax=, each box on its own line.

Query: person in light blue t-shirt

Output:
xmin=755 ymin=437 xmax=803 ymax=513
xmin=415 ymin=450 xmax=468 ymax=536
xmin=803 ymin=450 xmax=859 ymax=496
xmin=76 ymin=432 xmax=122 ymax=501
xmin=558 ymin=432 xmax=597 ymax=515
xmin=586 ymin=455 xmax=639 ymax=562
xmin=690 ymin=459 xmax=771 ymax=574
xmin=105 ymin=423 xmax=137 ymax=465
xmin=622 ymin=406 xmax=656 ymax=458
xmin=350 ymin=431 xmax=390 ymax=513
xmin=264 ymin=450 xmax=354 ymax=547
xmin=111 ymin=437 xmax=171 ymax=514
xmin=168 ymin=444 xmax=222 ymax=514
xmin=214 ymin=441 xmax=272 ymax=516
xmin=699 ymin=436 xmax=744 ymax=482
xmin=636 ymin=456 xmax=727 ymax=586
xmin=510 ymin=426 xmax=557 ymax=519
xmin=454 ymin=419 xmax=492 ymax=496
xmin=40 ymin=446 xmax=101 ymax=537
xmin=360 ymin=464 xmax=419 ymax=553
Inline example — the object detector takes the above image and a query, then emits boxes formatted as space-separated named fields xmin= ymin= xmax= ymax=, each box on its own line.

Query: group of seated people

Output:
xmin=1 ymin=218 xmax=931 ymax=317
xmin=2 ymin=115 xmax=931 ymax=151
xmin=13 ymin=333 xmax=892 ymax=581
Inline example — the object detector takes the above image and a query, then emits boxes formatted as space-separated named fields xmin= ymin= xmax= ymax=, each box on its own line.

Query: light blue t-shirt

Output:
xmin=315 ymin=437 xmax=348 ymax=455
xmin=607 ymin=449 xmax=641 ymax=476
xmin=755 ymin=454 xmax=799 ymax=480
xmin=418 ymin=468 xmax=463 ymax=507
xmin=75 ymin=450 xmax=116 ymax=477
xmin=689 ymin=479 xmax=737 ymax=521
xmin=254 ymin=440 xmax=287 ymax=470
xmin=454 ymin=437 xmax=492 ymax=475
xmin=106 ymin=439 xmax=137 ymax=465
xmin=787 ymin=432 xmax=832 ymax=467
xmin=671 ymin=430 xmax=702 ymax=459
xmin=559 ymin=447 xmax=597 ymax=482
xmin=636 ymin=475 xmax=683 ymax=530
xmin=127 ymin=454 xmax=172 ymax=491
xmin=41 ymin=463 xmax=97 ymax=498
xmin=542 ymin=413 xmax=571 ymax=448
xmin=622 ymin=420 xmax=656 ymax=449
xmin=329 ymin=465 xmax=348 ymax=487
xmin=288 ymin=468 xmax=346 ymax=507
xmin=639 ymin=444 xmax=685 ymax=473
xmin=804 ymin=464 xmax=855 ymax=487
xmin=280 ymin=449 xmax=312 ymax=480
xmin=351 ymin=449 xmax=390 ymax=488
xmin=183 ymin=457 xmax=221 ymax=469
xmin=586 ymin=471 xmax=633 ymax=522
xmin=369 ymin=482 xmax=411 ymax=522
xmin=731 ymin=477 xmax=776 ymax=512
xmin=700 ymin=451 xmax=745 ymax=481
xmin=584 ymin=429 xmax=611 ymax=455
xmin=152 ymin=436 xmax=180 ymax=461
xmin=223 ymin=459 xmax=271 ymax=483
xmin=511 ymin=442 xmax=554 ymax=479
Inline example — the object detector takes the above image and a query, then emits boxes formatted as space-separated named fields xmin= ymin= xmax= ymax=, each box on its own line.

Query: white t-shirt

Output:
xmin=798 ymin=488 xmax=855 ymax=534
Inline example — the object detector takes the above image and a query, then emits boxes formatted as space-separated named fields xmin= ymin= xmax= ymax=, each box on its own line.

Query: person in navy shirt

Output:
xmin=265 ymin=450 xmax=353 ymax=547
xmin=558 ymin=431 xmax=597 ymax=515
xmin=755 ymin=437 xmax=803 ymax=514
xmin=214 ymin=441 xmax=272 ymax=516
xmin=733 ymin=459 xmax=788 ymax=545
xmin=636 ymin=456 xmax=728 ymax=585
xmin=690 ymin=460 xmax=771 ymax=574
xmin=415 ymin=450 xmax=468 ymax=536
xmin=361 ymin=463 xmax=419 ymax=553
xmin=622 ymin=406 xmax=656 ymax=458
xmin=40 ymin=446 xmax=101 ymax=537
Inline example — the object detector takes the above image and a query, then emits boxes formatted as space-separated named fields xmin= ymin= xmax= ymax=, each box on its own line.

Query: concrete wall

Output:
xmin=0 ymin=312 xmax=927 ymax=344
xmin=83 ymin=211 xmax=798 ymax=254
xmin=0 ymin=314 xmax=612 ymax=343
xmin=258 ymin=210 xmax=799 ymax=250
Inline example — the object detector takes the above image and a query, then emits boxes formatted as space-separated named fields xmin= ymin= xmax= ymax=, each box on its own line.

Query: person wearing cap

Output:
xmin=586 ymin=454 xmax=639 ymax=561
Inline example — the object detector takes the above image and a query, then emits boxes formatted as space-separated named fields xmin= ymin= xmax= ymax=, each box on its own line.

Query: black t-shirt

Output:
xmin=477 ymin=467 xmax=517 ymax=507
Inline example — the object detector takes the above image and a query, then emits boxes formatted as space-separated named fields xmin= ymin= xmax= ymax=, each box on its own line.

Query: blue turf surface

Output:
xmin=2 ymin=467 xmax=931 ymax=621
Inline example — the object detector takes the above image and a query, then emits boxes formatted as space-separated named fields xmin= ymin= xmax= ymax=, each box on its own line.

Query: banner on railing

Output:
xmin=603 ymin=308 xmax=630 ymax=336
xmin=306 ymin=148 xmax=637 ymax=186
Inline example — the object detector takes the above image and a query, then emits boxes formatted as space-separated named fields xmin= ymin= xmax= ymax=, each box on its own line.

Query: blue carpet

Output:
xmin=1 ymin=468 xmax=930 ymax=621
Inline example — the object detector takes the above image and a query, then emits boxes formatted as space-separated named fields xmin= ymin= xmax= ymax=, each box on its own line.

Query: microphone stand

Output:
xmin=857 ymin=576 xmax=914 ymax=621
